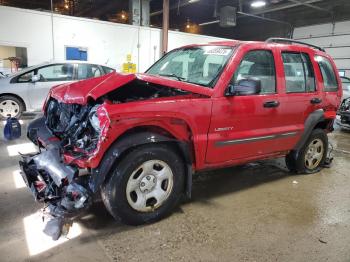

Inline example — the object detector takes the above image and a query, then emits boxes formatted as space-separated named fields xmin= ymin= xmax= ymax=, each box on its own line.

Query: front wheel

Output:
xmin=0 ymin=95 xmax=24 ymax=119
xmin=286 ymin=129 xmax=328 ymax=174
xmin=101 ymin=144 xmax=185 ymax=225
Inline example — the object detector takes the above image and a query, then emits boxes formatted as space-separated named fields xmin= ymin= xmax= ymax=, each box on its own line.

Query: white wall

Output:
xmin=294 ymin=21 xmax=350 ymax=77
xmin=0 ymin=5 xmax=228 ymax=73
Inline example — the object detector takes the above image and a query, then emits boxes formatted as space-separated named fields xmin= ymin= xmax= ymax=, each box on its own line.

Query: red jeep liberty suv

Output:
xmin=20 ymin=38 xmax=342 ymax=233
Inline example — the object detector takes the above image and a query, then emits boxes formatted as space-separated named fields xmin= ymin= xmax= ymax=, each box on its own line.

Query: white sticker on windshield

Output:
xmin=204 ymin=48 xmax=231 ymax=56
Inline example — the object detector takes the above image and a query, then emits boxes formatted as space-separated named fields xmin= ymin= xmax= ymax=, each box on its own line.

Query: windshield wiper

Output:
xmin=158 ymin=73 xmax=185 ymax=81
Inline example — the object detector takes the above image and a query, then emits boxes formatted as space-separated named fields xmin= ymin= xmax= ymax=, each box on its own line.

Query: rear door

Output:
xmin=272 ymin=47 xmax=323 ymax=152
xmin=314 ymin=55 xmax=342 ymax=110
xmin=206 ymin=46 xmax=295 ymax=164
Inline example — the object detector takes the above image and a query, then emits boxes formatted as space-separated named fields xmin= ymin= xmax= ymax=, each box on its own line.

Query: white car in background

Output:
xmin=0 ymin=61 xmax=114 ymax=119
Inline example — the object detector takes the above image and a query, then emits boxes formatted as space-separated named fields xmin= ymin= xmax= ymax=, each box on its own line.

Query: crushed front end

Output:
xmin=19 ymin=98 xmax=105 ymax=239
xmin=18 ymin=74 xmax=202 ymax=239
xmin=337 ymin=98 xmax=350 ymax=129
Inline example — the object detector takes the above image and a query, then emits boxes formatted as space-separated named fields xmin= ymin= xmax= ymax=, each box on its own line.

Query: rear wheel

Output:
xmin=0 ymin=95 xmax=24 ymax=119
xmin=101 ymin=144 xmax=185 ymax=225
xmin=285 ymin=129 xmax=328 ymax=174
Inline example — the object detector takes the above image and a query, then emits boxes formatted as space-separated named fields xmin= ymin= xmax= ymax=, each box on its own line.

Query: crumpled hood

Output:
xmin=50 ymin=72 xmax=213 ymax=104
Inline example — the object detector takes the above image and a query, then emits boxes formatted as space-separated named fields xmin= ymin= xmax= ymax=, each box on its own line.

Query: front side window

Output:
xmin=77 ymin=64 xmax=102 ymax=80
xmin=17 ymin=70 xmax=34 ymax=83
xmin=316 ymin=56 xmax=338 ymax=91
xmin=232 ymin=50 xmax=276 ymax=94
xmin=282 ymin=52 xmax=316 ymax=93
xmin=37 ymin=64 xmax=74 ymax=82
xmin=147 ymin=46 xmax=234 ymax=87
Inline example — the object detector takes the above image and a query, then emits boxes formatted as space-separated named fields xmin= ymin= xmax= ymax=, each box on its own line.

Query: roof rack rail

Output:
xmin=265 ymin=37 xmax=326 ymax=52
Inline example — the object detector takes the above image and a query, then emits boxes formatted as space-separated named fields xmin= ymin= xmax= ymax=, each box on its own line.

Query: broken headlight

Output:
xmin=89 ymin=105 xmax=101 ymax=133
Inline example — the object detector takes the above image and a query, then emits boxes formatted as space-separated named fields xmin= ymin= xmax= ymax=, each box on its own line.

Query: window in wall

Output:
xmin=37 ymin=64 xmax=74 ymax=82
xmin=282 ymin=52 xmax=315 ymax=93
xmin=66 ymin=47 xmax=88 ymax=61
xmin=77 ymin=64 xmax=102 ymax=80
xmin=315 ymin=56 xmax=338 ymax=91
xmin=232 ymin=50 xmax=276 ymax=94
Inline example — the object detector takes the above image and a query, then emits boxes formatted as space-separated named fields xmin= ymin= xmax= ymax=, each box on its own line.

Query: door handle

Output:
xmin=263 ymin=101 xmax=280 ymax=108
xmin=310 ymin=98 xmax=322 ymax=104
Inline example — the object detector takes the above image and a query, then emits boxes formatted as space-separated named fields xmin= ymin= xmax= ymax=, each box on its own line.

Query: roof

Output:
xmin=206 ymin=39 xmax=327 ymax=53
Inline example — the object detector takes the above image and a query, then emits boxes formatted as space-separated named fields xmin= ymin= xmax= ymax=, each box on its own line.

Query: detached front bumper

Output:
xmin=19 ymin=117 xmax=92 ymax=219
xmin=19 ymin=147 xmax=77 ymax=202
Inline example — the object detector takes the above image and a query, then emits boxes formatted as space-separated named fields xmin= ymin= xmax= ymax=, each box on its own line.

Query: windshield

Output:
xmin=147 ymin=45 xmax=234 ymax=88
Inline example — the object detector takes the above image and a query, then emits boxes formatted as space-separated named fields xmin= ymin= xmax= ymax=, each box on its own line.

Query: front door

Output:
xmin=30 ymin=63 xmax=74 ymax=109
xmin=206 ymin=48 xmax=298 ymax=164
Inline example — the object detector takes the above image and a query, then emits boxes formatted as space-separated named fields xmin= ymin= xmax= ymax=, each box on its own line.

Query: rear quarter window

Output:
xmin=315 ymin=56 xmax=338 ymax=92
xmin=102 ymin=66 xmax=115 ymax=74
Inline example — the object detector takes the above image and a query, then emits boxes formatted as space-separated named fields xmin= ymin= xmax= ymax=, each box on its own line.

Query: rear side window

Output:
xmin=282 ymin=52 xmax=316 ymax=93
xmin=102 ymin=66 xmax=115 ymax=74
xmin=77 ymin=64 xmax=102 ymax=80
xmin=232 ymin=50 xmax=276 ymax=94
xmin=315 ymin=56 xmax=338 ymax=91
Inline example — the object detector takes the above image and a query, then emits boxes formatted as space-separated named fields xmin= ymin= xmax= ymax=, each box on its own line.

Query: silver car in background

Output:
xmin=0 ymin=61 xmax=114 ymax=119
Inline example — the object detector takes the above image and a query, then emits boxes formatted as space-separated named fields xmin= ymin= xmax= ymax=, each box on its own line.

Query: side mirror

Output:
xmin=31 ymin=75 xmax=40 ymax=83
xmin=225 ymin=78 xmax=261 ymax=96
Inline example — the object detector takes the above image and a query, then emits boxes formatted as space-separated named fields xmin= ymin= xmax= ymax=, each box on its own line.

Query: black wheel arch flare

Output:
xmin=89 ymin=131 xmax=193 ymax=197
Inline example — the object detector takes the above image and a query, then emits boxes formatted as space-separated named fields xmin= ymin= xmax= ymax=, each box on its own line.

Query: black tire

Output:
xmin=0 ymin=95 xmax=25 ymax=120
xmin=101 ymin=144 xmax=185 ymax=225
xmin=285 ymin=129 xmax=328 ymax=174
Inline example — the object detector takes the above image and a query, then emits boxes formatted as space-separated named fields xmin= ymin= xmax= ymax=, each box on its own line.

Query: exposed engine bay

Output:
xmin=45 ymin=80 xmax=189 ymax=157
xmin=19 ymin=79 xmax=191 ymax=239
xmin=45 ymin=98 xmax=101 ymax=157
xmin=101 ymin=79 xmax=190 ymax=103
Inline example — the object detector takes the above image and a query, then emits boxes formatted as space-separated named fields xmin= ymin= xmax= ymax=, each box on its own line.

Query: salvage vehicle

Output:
xmin=337 ymin=77 xmax=350 ymax=129
xmin=0 ymin=61 xmax=114 ymax=119
xmin=19 ymin=38 xmax=342 ymax=237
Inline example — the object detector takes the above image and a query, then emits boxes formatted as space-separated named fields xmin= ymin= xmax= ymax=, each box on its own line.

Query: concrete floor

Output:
xmin=1 ymin=116 xmax=350 ymax=262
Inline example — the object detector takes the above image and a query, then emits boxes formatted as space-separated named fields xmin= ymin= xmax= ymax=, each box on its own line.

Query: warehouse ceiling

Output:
xmin=1 ymin=0 xmax=350 ymax=40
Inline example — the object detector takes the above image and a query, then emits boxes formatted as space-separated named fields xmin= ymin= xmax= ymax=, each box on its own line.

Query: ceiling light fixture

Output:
xmin=250 ymin=1 xmax=266 ymax=8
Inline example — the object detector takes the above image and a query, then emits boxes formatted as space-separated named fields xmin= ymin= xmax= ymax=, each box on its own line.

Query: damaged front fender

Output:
xmin=89 ymin=131 xmax=193 ymax=194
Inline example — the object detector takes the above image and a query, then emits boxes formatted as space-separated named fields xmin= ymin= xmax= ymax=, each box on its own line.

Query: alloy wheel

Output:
xmin=304 ymin=138 xmax=324 ymax=170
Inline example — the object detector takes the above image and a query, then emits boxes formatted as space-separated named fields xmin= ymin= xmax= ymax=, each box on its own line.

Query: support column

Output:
xmin=162 ymin=0 xmax=169 ymax=55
